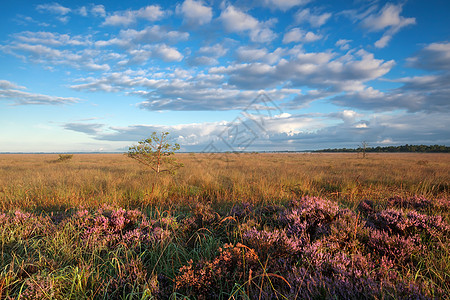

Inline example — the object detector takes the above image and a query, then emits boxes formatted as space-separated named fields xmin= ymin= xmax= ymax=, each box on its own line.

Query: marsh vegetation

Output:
xmin=0 ymin=153 xmax=448 ymax=299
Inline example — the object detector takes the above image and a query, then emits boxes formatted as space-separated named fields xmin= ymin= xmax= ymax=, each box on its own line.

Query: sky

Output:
xmin=0 ymin=0 xmax=449 ymax=152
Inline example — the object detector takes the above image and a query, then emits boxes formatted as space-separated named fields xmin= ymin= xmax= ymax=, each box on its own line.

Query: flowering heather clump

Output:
xmin=278 ymin=209 xmax=309 ymax=236
xmin=326 ymin=209 xmax=367 ymax=253
xmin=370 ymin=208 xmax=414 ymax=235
xmin=74 ymin=206 xmax=173 ymax=249
xmin=181 ymin=202 xmax=219 ymax=231
xmin=242 ymin=227 xmax=305 ymax=259
xmin=280 ymin=197 xmax=339 ymax=239
xmin=175 ymin=243 xmax=260 ymax=299
xmin=357 ymin=199 xmax=375 ymax=215
xmin=0 ymin=210 xmax=54 ymax=240
xmin=388 ymin=196 xmax=433 ymax=210
xmin=366 ymin=228 xmax=422 ymax=263
xmin=286 ymin=263 xmax=428 ymax=300
xmin=0 ymin=191 xmax=448 ymax=299
xmin=406 ymin=210 xmax=450 ymax=239
xmin=294 ymin=240 xmax=430 ymax=299
xmin=388 ymin=195 xmax=450 ymax=212
xmin=370 ymin=208 xmax=450 ymax=240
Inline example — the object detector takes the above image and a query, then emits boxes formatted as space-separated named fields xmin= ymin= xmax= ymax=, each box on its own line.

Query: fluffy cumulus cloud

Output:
xmin=95 ymin=26 xmax=189 ymax=48
xmin=152 ymin=44 xmax=184 ymax=62
xmin=331 ymin=41 xmax=450 ymax=113
xmin=91 ymin=5 xmax=106 ymax=17
xmin=67 ymin=44 xmax=398 ymax=112
xmin=361 ymin=3 xmax=415 ymax=48
xmin=1 ymin=42 xmax=111 ymax=71
xmin=0 ymin=79 xmax=80 ymax=105
xmin=13 ymin=31 xmax=91 ymax=47
xmin=335 ymin=39 xmax=352 ymax=50
xmin=295 ymin=8 xmax=331 ymax=27
xmin=62 ymin=108 xmax=450 ymax=151
xmin=282 ymin=28 xmax=322 ymax=43
xmin=36 ymin=2 xmax=72 ymax=23
xmin=219 ymin=5 xmax=277 ymax=43
xmin=103 ymin=5 xmax=166 ymax=26
xmin=176 ymin=0 xmax=213 ymax=26
xmin=211 ymin=48 xmax=394 ymax=92
xmin=62 ymin=111 xmax=327 ymax=150
xmin=408 ymin=42 xmax=450 ymax=71
xmin=1 ymin=1 xmax=448 ymax=151
xmin=262 ymin=0 xmax=311 ymax=11
xmin=187 ymin=43 xmax=228 ymax=66
xmin=0 ymin=80 xmax=24 ymax=90
xmin=331 ymin=74 xmax=450 ymax=113
xmin=36 ymin=3 xmax=71 ymax=15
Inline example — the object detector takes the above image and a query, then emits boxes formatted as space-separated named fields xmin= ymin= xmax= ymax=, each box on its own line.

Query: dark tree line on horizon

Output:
xmin=316 ymin=144 xmax=450 ymax=153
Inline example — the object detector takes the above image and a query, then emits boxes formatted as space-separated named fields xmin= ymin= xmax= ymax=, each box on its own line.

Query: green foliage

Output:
xmin=317 ymin=144 xmax=450 ymax=153
xmin=127 ymin=131 xmax=183 ymax=174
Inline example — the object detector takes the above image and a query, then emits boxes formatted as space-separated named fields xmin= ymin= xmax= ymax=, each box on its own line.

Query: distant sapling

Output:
xmin=127 ymin=131 xmax=183 ymax=174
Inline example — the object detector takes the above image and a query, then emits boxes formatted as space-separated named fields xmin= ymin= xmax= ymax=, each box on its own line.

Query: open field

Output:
xmin=0 ymin=153 xmax=449 ymax=299
xmin=1 ymin=153 xmax=449 ymax=211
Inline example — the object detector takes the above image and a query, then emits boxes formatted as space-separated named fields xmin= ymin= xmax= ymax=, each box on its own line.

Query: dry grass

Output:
xmin=0 ymin=152 xmax=448 ymax=212
xmin=0 ymin=152 xmax=449 ymax=299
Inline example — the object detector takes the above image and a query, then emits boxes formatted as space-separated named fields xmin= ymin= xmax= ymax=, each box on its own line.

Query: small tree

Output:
xmin=127 ymin=131 xmax=183 ymax=174
xmin=359 ymin=141 xmax=369 ymax=158
xmin=56 ymin=154 xmax=73 ymax=162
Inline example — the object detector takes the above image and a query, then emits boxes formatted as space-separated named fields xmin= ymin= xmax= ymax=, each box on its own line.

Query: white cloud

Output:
xmin=331 ymin=72 xmax=450 ymax=113
xmin=407 ymin=42 xmax=450 ymax=71
xmin=176 ymin=0 xmax=212 ymax=26
xmin=36 ymin=3 xmax=71 ymax=15
xmin=282 ymin=28 xmax=322 ymax=43
xmin=374 ymin=35 xmax=391 ymax=48
xmin=295 ymin=8 xmax=331 ymax=27
xmin=57 ymin=16 xmax=69 ymax=24
xmin=212 ymin=48 xmax=394 ymax=92
xmin=187 ymin=43 xmax=229 ymax=66
xmin=69 ymin=70 xmax=299 ymax=111
xmin=91 ymin=5 xmax=106 ymax=17
xmin=103 ymin=5 xmax=165 ymax=26
xmin=0 ymin=80 xmax=25 ymax=90
xmin=14 ymin=15 xmax=50 ymax=27
xmin=236 ymin=47 xmax=268 ymax=61
xmin=1 ymin=42 xmax=111 ymax=71
xmin=13 ymin=31 xmax=91 ymax=47
xmin=262 ymin=0 xmax=311 ymax=11
xmin=335 ymin=39 xmax=352 ymax=50
xmin=78 ymin=6 xmax=88 ymax=17
xmin=362 ymin=3 xmax=415 ymax=32
xmin=63 ymin=109 xmax=450 ymax=151
xmin=0 ymin=80 xmax=80 ymax=105
xmin=326 ymin=42 xmax=450 ymax=113
xmin=219 ymin=5 xmax=276 ymax=43
xmin=153 ymin=44 xmax=184 ymax=62
xmin=220 ymin=5 xmax=258 ymax=32
xmin=361 ymin=3 xmax=415 ymax=48
xmin=198 ymin=44 xmax=228 ymax=57
xmin=95 ymin=26 xmax=189 ymax=48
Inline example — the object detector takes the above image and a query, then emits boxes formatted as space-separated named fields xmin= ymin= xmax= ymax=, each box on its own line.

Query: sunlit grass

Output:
xmin=0 ymin=153 xmax=448 ymax=299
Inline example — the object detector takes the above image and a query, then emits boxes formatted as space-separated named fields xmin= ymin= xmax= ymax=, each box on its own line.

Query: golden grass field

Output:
xmin=0 ymin=152 xmax=448 ymax=212
xmin=0 ymin=152 xmax=449 ymax=299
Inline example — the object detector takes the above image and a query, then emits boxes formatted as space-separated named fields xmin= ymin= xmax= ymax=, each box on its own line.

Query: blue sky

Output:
xmin=0 ymin=0 xmax=449 ymax=152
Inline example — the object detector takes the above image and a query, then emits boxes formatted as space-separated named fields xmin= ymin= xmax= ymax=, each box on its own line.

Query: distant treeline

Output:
xmin=316 ymin=144 xmax=450 ymax=153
